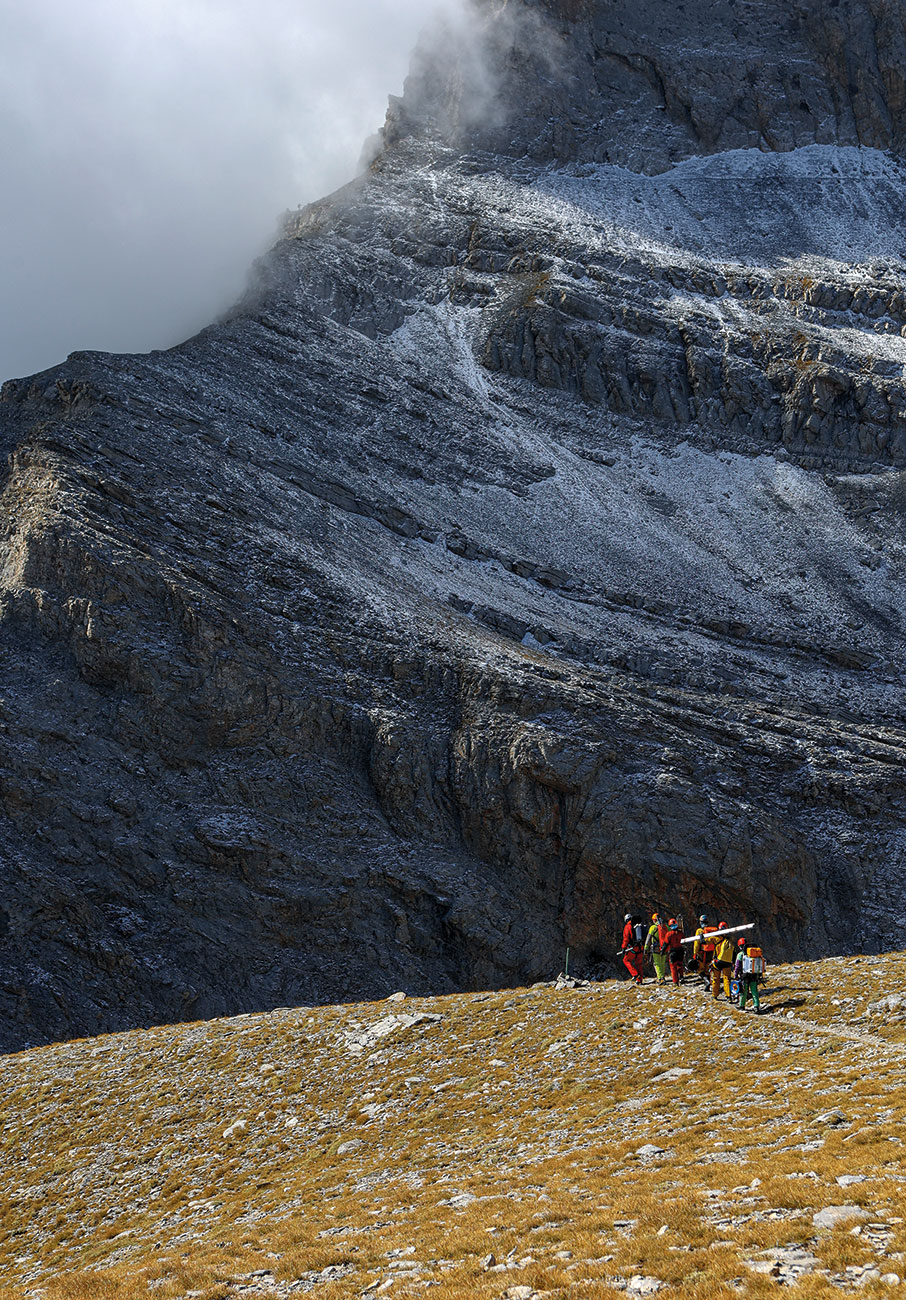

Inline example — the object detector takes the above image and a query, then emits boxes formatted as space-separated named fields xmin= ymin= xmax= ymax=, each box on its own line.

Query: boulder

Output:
xmin=814 ymin=1206 xmax=872 ymax=1230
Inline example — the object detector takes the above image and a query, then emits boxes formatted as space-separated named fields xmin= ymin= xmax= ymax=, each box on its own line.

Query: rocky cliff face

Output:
xmin=3 ymin=0 xmax=906 ymax=1050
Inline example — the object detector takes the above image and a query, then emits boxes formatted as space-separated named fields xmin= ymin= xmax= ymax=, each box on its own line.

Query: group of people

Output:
xmin=619 ymin=912 xmax=766 ymax=1013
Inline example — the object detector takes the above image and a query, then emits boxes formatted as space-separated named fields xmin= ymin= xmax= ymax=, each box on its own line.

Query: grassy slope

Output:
xmin=1 ymin=954 xmax=905 ymax=1300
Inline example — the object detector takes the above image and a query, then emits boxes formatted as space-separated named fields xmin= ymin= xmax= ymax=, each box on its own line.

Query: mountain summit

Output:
xmin=2 ymin=0 xmax=906 ymax=1050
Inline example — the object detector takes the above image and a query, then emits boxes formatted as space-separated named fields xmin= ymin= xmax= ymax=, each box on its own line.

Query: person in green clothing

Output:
xmin=644 ymin=913 xmax=668 ymax=986
xmin=733 ymin=937 xmax=763 ymax=1013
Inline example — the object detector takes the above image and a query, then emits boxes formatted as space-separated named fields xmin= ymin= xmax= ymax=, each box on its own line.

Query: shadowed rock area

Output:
xmin=3 ymin=0 xmax=906 ymax=1050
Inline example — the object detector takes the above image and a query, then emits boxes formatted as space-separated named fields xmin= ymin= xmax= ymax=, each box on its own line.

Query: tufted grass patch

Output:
xmin=1 ymin=955 xmax=904 ymax=1298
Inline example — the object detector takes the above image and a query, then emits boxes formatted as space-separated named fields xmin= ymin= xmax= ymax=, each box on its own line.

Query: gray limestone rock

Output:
xmin=814 ymin=1206 xmax=872 ymax=1230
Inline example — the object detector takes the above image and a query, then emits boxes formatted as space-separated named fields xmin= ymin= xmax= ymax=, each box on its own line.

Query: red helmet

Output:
xmin=718 ymin=921 xmax=728 ymax=929
xmin=668 ymin=917 xmax=677 ymax=926
xmin=738 ymin=937 xmax=746 ymax=947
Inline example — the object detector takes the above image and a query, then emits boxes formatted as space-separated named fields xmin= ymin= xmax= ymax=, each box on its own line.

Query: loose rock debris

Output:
xmin=1 ymin=956 xmax=906 ymax=1299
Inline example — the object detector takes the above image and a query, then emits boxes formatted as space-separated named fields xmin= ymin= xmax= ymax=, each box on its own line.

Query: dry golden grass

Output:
xmin=0 ymin=955 xmax=904 ymax=1299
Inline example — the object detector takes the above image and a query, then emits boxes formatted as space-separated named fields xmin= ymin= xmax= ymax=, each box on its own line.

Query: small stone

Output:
xmin=222 ymin=1119 xmax=248 ymax=1139
xmin=635 ymin=1144 xmax=666 ymax=1159
xmin=259 ymin=1063 xmax=275 ymax=1075
xmin=627 ymin=1276 xmax=663 ymax=1295
xmin=762 ymin=1247 xmax=819 ymax=1273
xmin=881 ymin=1274 xmax=901 ymax=1287
xmin=837 ymin=1174 xmax=867 ymax=1186
xmin=502 ymin=1287 xmax=533 ymax=1300
xmin=445 ymin=1191 xmax=476 ymax=1208
xmin=386 ymin=992 xmax=407 ymax=1003
xmin=815 ymin=1110 xmax=849 ymax=1127
xmin=814 ymin=1205 xmax=871 ymax=1230
xmin=653 ymin=1067 xmax=693 ymax=1082
xmin=337 ymin=1139 xmax=364 ymax=1156
xmin=657 ymin=1225 xmax=669 ymax=1237
xmin=481 ymin=1254 xmax=496 ymax=1269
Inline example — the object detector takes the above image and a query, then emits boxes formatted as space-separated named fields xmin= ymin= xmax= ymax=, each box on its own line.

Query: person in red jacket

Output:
xmin=620 ymin=913 xmax=644 ymax=984
xmin=663 ymin=918 xmax=685 ymax=984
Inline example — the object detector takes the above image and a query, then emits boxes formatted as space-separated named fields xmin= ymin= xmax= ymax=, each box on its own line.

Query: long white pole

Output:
xmin=680 ymin=922 xmax=755 ymax=946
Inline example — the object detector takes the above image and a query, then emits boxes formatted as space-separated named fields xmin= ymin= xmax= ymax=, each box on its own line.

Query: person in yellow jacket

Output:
xmin=711 ymin=921 xmax=735 ymax=999
xmin=644 ymin=913 xmax=668 ymax=985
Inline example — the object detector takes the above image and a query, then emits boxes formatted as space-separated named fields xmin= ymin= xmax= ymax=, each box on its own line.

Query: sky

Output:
xmin=0 ymin=0 xmax=465 ymax=382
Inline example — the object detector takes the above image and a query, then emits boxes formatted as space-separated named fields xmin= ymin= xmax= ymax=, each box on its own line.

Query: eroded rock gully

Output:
xmin=3 ymin=0 xmax=906 ymax=1049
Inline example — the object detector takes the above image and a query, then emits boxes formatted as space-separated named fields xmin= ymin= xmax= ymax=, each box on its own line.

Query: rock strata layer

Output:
xmin=3 ymin=0 xmax=906 ymax=1049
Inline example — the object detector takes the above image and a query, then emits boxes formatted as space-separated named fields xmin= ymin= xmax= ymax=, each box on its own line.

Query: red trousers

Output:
xmin=669 ymin=956 xmax=684 ymax=984
xmin=623 ymin=950 xmax=643 ymax=981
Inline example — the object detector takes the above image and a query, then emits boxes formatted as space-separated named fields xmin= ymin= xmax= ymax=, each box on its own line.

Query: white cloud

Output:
xmin=0 ymin=0 xmax=465 ymax=381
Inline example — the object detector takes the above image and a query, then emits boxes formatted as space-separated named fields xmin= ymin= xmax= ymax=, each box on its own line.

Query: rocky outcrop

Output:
xmin=392 ymin=0 xmax=906 ymax=173
xmin=3 ymin=1 xmax=906 ymax=1050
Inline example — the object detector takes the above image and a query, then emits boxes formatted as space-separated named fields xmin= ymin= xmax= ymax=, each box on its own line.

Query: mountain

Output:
xmin=2 ymin=954 xmax=905 ymax=1296
xmin=3 ymin=0 xmax=906 ymax=1051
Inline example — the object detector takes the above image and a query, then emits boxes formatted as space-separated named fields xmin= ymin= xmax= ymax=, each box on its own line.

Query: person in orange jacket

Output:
xmin=620 ymin=913 xmax=644 ymax=984
xmin=693 ymin=915 xmax=717 ymax=985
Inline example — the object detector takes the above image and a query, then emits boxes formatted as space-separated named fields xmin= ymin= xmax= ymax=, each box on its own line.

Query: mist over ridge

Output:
xmin=0 ymin=0 xmax=467 ymax=382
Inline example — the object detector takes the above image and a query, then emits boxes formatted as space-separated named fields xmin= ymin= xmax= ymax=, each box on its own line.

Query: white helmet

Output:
xmin=624 ymin=913 xmax=632 ymax=923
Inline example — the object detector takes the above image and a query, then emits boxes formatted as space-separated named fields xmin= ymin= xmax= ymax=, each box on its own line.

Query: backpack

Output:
xmin=633 ymin=921 xmax=645 ymax=946
xmin=742 ymin=946 xmax=764 ymax=975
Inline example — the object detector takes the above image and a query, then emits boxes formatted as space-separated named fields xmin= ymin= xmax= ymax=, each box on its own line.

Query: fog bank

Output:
xmin=0 ymin=0 xmax=465 ymax=381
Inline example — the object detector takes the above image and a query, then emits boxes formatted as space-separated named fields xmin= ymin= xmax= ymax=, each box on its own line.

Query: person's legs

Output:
xmin=713 ymin=962 xmax=731 ymax=998
xmin=653 ymin=952 xmax=668 ymax=984
xmin=739 ymin=978 xmax=749 ymax=1010
xmin=750 ymin=978 xmax=761 ymax=1011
